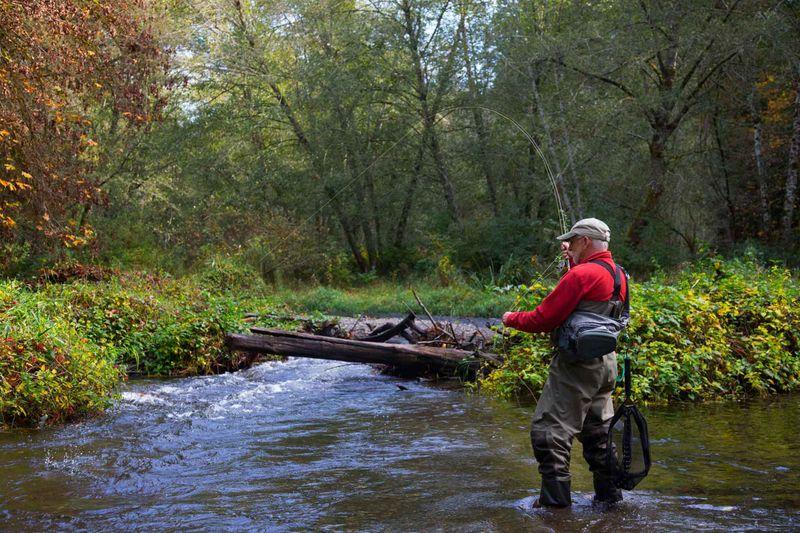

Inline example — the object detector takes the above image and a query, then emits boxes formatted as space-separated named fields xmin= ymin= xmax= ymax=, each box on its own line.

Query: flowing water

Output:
xmin=1 ymin=358 xmax=798 ymax=531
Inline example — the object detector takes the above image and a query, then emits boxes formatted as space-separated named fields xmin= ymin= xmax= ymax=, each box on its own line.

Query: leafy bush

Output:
xmin=478 ymin=259 xmax=800 ymax=402
xmin=191 ymin=254 xmax=268 ymax=296
xmin=0 ymin=272 xmax=290 ymax=427
xmin=0 ymin=281 xmax=123 ymax=427
xmin=56 ymin=273 xmax=261 ymax=376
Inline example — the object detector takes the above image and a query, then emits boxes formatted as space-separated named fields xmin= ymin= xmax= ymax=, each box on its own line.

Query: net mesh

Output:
xmin=606 ymin=403 xmax=651 ymax=490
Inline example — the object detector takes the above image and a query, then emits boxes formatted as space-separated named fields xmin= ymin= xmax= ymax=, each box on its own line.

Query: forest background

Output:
xmin=2 ymin=0 xmax=800 ymax=283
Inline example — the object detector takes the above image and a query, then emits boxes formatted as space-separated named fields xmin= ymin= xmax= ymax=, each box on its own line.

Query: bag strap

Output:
xmin=619 ymin=265 xmax=630 ymax=308
xmin=589 ymin=259 xmax=622 ymax=302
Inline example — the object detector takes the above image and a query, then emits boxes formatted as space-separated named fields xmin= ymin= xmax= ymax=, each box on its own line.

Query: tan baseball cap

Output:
xmin=556 ymin=217 xmax=611 ymax=242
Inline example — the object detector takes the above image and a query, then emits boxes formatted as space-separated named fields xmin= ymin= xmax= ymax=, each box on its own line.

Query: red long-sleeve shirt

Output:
xmin=505 ymin=251 xmax=627 ymax=333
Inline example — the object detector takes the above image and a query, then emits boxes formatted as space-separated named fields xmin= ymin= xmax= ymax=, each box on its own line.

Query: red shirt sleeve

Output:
xmin=505 ymin=269 xmax=586 ymax=333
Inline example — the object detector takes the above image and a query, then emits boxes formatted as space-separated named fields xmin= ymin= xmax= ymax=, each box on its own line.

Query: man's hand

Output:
xmin=560 ymin=241 xmax=570 ymax=260
xmin=560 ymin=241 xmax=572 ymax=271
xmin=502 ymin=311 xmax=513 ymax=326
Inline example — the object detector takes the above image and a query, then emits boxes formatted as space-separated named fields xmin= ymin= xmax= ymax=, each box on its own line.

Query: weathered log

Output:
xmin=226 ymin=328 xmax=498 ymax=377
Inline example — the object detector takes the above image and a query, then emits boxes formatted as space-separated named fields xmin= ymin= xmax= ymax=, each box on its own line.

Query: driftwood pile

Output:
xmin=228 ymin=309 xmax=499 ymax=379
xmin=320 ymin=311 xmax=491 ymax=351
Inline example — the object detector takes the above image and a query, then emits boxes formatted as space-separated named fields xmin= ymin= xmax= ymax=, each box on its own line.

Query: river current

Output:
xmin=1 ymin=357 xmax=798 ymax=531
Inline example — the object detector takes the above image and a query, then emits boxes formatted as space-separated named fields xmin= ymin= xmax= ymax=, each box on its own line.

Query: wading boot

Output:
xmin=592 ymin=474 xmax=622 ymax=508
xmin=534 ymin=476 xmax=571 ymax=508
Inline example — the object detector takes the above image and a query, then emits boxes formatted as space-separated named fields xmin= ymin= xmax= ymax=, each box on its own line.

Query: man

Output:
xmin=502 ymin=217 xmax=626 ymax=508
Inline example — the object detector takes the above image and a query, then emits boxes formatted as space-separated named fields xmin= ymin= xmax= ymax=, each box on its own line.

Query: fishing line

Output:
xmin=258 ymin=105 xmax=569 ymax=279
xmin=514 ymin=253 xmax=562 ymax=310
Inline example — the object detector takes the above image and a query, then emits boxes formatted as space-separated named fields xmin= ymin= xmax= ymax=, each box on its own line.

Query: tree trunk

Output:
xmin=366 ymin=167 xmax=382 ymax=259
xmin=783 ymin=67 xmax=800 ymax=242
xmin=748 ymin=88 xmax=771 ymax=229
xmin=522 ymin=102 xmax=545 ymax=220
xmin=226 ymin=328 xmax=496 ymax=376
xmin=523 ymin=141 xmax=536 ymax=219
xmin=359 ymin=208 xmax=378 ymax=271
xmin=394 ymin=139 xmax=425 ymax=249
xmin=530 ymin=70 xmax=575 ymax=224
xmin=426 ymin=117 xmax=461 ymax=225
xmin=712 ymin=111 xmax=737 ymax=242
xmin=626 ymin=126 xmax=669 ymax=246
xmin=345 ymin=150 xmax=378 ymax=270
xmin=554 ymin=65 xmax=584 ymax=218
xmin=364 ymin=128 xmax=383 ymax=257
xmin=326 ymin=185 xmax=368 ymax=272
xmin=458 ymin=14 xmax=499 ymax=217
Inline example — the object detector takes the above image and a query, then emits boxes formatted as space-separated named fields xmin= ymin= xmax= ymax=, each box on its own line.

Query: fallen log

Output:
xmin=225 ymin=328 xmax=499 ymax=378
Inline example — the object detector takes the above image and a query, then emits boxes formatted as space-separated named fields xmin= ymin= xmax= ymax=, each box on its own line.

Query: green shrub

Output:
xmin=57 ymin=273 xmax=258 ymax=376
xmin=477 ymin=259 xmax=800 ymax=402
xmin=192 ymin=254 xmax=268 ymax=296
xmin=0 ymin=272 xmax=290 ymax=427
xmin=0 ymin=281 xmax=123 ymax=427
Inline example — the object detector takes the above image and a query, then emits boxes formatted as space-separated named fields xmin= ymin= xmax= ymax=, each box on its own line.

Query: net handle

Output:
xmin=624 ymin=356 xmax=631 ymax=402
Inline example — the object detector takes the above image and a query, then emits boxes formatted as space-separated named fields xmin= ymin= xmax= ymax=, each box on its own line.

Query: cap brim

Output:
xmin=556 ymin=231 xmax=577 ymax=241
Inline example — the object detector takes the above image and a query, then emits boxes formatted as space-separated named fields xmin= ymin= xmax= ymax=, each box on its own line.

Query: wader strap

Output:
xmin=588 ymin=259 xmax=629 ymax=307
xmin=624 ymin=355 xmax=631 ymax=402
xmin=589 ymin=259 xmax=622 ymax=301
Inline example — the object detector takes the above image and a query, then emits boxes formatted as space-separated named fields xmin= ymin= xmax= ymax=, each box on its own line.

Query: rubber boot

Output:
xmin=592 ymin=474 xmax=622 ymax=506
xmin=538 ymin=476 xmax=572 ymax=507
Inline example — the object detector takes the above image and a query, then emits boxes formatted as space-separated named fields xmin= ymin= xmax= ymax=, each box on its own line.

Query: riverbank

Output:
xmin=0 ymin=270 xmax=293 ymax=428
xmin=262 ymin=283 xmax=516 ymax=317
xmin=1 ymin=257 xmax=798 ymax=428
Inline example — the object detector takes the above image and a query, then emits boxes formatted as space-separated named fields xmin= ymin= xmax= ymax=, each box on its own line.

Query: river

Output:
xmin=1 ymin=357 xmax=798 ymax=531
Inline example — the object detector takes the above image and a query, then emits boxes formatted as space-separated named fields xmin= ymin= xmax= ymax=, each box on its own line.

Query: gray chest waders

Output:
xmin=606 ymin=356 xmax=652 ymax=490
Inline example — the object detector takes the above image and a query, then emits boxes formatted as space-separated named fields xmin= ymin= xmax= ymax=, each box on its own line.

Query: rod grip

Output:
xmin=624 ymin=356 xmax=631 ymax=399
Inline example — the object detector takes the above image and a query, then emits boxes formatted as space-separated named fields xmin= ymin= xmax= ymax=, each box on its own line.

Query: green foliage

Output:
xmin=2 ymin=257 xmax=798 ymax=428
xmin=0 ymin=268 xmax=294 ymax=427
xmin=0 ymin=241 xmax=32 ymax=277
xmin=191 ymin=254 xmax=269 ymax=296
xmin=0 ymin=281 xmax=123 ymax=427
xmin=477 ymin=259 xmax=800 ymax=403
xmin=55 ymin=273 xmax=261 ymax=376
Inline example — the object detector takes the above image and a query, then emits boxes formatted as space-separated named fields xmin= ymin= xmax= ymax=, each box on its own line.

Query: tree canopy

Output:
xmin=3 ymin=0 xmax=799 ymax=280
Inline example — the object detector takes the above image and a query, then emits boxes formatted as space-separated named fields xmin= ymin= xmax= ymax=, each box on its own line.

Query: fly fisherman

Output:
xmin=502 ymin=218 xmax=627 ymax=508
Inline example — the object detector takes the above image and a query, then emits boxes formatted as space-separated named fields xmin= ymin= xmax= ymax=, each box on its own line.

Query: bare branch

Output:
xmin=554 ymin=58 xmax=638 ymax=99
xmin=677 ymin=0 xmax=743 ymax=95
xmin=672 ymin=50 xmax=739 ymax=127
xmin=421 ymin=0 xmax=451 ymax=57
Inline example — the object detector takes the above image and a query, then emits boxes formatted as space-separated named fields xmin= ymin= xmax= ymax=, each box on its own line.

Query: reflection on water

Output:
xmin=1 ymin=358 xmax=798 ymax=531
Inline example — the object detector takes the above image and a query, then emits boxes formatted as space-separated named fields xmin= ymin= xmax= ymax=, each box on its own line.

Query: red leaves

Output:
xmin=0 ymin=0 xmax=171 ymax=247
